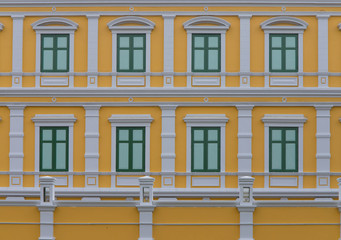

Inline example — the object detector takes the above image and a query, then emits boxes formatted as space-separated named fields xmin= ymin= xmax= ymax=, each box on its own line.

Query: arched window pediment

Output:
xmin=261 ymin=16 xmax=308 ymax=31
xmin=31 ymin=17 xmax=78 ymax=31
xmin=183 ymin=16 xmax=230 ymax=31
xmin=107 ymin=16 xmax=155 ymax=31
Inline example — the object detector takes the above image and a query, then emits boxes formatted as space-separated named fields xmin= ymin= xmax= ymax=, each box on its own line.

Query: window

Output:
xmin=116 ymin=127 xmax=145 ymax=172
xmin=40 ymin=127 xmax=69 ymax=171
xmin=270 ymin=34 xmax=298 ymax=72
xmin=262 ymin=114 xmax=306 ymax=188
xmin=192 ymin=34 xmax=221 ymax=72
xmin=269 ymin=127 xmax=298 ymax=172
xmin=117 ymin=34 xmax=146 ymax=72
xmin=191 ymin=127 xmax=220 ymax=172
xmin=41 ymin=34 xmax=69 ymax=72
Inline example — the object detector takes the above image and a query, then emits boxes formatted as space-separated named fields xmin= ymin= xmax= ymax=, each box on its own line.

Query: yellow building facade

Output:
xmin=1 ymin=0 xmax=341 ymax=239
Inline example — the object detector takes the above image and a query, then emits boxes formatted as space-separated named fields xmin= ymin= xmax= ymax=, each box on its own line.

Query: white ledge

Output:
xmin=262 ymin=114 xmax=307 ymax=123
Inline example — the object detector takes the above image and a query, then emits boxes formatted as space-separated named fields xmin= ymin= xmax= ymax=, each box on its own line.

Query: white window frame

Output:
xmin=183 ymin=16 xmax=230 ymax=88
xmin=107 ymin=16 xmax=155 ymax=88
xmin=261 ymin=16 xmax=308 ymax=87
xmin=31 ymin=17 xmax=78 ymax=87
xmin=183 ymin=114 xmax=229 ymax=188
xmin=32 ymin=114 xmax=77 ymax=188
xmin=108 ymin=114 xmax=154 ymax=188
xmin=262 ymin=114 xmax=307 ymax=189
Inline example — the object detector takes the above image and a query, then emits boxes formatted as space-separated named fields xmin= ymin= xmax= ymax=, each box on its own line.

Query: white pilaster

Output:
xmin=87 ymin=14 xmax=99 ymax=88
xmin=160 ymin=105 xmax=177 ymax=188
xmin=315 ymin=105 xmax=332 ymax=188
xmin=137 ymin=176 xmax=155 ymax=240
xmin=237 ymin=105 xmax=254 ymax=173
xmin=163 ymin=14 xmax=175 ymax=88
xmin=239 ymin=14 xmax=252 ymax=88
xmin=8 ymin=105 xmax=25 ymax=188
xmin=84 ymin=105 xmax=101 ymax=188
xmin=11 ymin=15 xmax=24 ymax=88
xmin=38 ymin=177 xmax=56 ymax=240
xmin=237 ymin=176 xmax=255 ymax=240
xmin=317 ymin=15 xmax=330 ymax=88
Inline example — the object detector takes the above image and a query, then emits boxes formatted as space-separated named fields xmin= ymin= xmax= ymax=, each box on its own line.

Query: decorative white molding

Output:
xmin=239 ymin=14 xmax=252 ymax=88
xmin=32 ymin=17 xmax=78 ymax=31
xmin=116 ymin=177 xmax=139 ymax=186
xmin=8 ymin=105 xmax=25 ymax=188
xmin=183 ymin=114 xmax=229 ymax=188
xmin=270 ymin=177 xmax=298 ymax=187
xmin=270 ymin=77 xmax=298 ymax=86
xmin=55 ymin=176 xmax=68 ymax=186
xmin=0 ymin=22 xmax=4 ymax=31
xmin=117 ymin=77 xmax=145 ymax=86
xmin=87 ymin=14 xmax=99 ymax=88
xmin=107 ymin=16 xmax=155 ymax=31
xmin=109 ymin=115 xmax=154 ymax=188
xmin=40 ymin=77 xmax=69 ymax=86
xmin=108 ymin=16 xmax=155 ymax=88
xmin=163 ymin=14 xmax=175 ymax=88
xmin=192 ymin=77 xmax=220 ymax=86
xmin=160 ymin=105 xmax=177 ymax=188
xmin=32 ymin=17 xmax=78 ymax=88
xmin=262 ymin=114 xmax=307 ymax=124
xmin=237 ymin=105 xmax=254 ymax=173
xmin=260 ymin=16 xmax=308 ymax=31
xmin=262 ymin=114 xmax=307 ymax=189
xmin=12 ymin=15 xmax=24 ymax=88
xmin=262 ymin=17 xmax=308 ymax=88
xmin=191 ymin=177 xmax=220 ymax=187
xmin=183 ymin=16 xmax=231 ymax=31
xmin=32 ymin=114 xmax=76 ymax=188
xmin=184 ymin=16 xmax=230 ymax=88
xmin=84 ymin=105 xmax=101 ymax=188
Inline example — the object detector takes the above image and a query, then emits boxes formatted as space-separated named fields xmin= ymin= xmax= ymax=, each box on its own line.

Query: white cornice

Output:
xmin=108 ymin=114 xmax=154 ymax=123
xmin=2 ymin=0 xmax=341 ymax=8
xmin=262 ymin=114 xmax=307 ymax=124
xmin=183 ymin=16 xmax=230 ymax=31
xmin=32 ymin=17 xmax=78 ymax=31
xmin=183 ymin=114 xmax=229 ymax=124
xmin=107 ymin=16 xmax=155 ymax=31
xmin=31 ymin=114 xmax=77 ymax=123
xmin=261 ymin=16 xmax=308 ymax=31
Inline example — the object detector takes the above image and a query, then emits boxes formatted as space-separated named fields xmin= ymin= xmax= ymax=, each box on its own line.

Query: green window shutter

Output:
xmin=269 ymin=127 xmax=298 ymax=172
xmin=41 ymin=34 xmax=70 ymax=72
xmin=270 ymin=34 xmax=298 ymax=72
xmin=191 ymin=127 xmax=220 ymax=172
xmin=40 ymin=127 xmax=69 ymax=172
xmin=117 ymin=34 xmax=146 ymax=72
xmin=116 ymin=127 xmax=145 ymax=172
xmin=192 ymin=34 xmax=221 ymax=72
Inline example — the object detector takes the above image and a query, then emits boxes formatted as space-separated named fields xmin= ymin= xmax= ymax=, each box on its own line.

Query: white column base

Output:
xmin=39 ymin=238 xmax=55 ymax=240
xmin=138 ymin=238 xmax=154 ymax=240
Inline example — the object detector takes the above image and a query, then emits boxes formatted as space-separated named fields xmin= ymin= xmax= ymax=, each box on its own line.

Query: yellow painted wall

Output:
xmin=0 ymin=207 xmax=40 ymax=240
xmin=254 ymin=207 xmax=339 ymax=240
xmin=55 ymin=207 xmax=139 ymax=240
xmin=154 ymin=207 xmax=239 ymax=240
